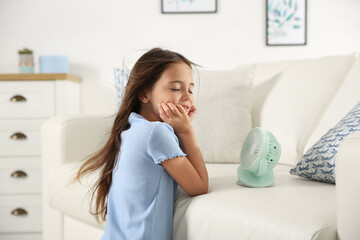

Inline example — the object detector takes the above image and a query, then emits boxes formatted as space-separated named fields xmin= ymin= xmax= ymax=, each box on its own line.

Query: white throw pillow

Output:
xmin=192 ymin=65 xmax=255 ymax=163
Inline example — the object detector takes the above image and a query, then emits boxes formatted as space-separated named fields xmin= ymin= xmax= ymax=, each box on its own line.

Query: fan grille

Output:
xmin=240 ymin=128 xmax=263 ymax=169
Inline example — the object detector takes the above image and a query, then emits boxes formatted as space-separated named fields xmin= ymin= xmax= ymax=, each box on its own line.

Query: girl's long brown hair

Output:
xmin=75 ymin=48 xmax=196 ymax=221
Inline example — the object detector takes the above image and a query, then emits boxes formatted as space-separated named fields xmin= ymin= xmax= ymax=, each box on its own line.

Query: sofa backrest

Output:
xmin=250 ymin=53 xmax=357 ymax=165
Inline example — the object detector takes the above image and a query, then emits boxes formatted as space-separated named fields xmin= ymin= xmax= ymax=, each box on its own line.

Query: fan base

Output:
xmin=237 ymin=167 xmax=275 ymax=188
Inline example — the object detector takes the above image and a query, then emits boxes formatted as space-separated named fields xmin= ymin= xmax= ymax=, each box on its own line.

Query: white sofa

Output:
xmin=41 ymin=52 xmax=360 ymax=240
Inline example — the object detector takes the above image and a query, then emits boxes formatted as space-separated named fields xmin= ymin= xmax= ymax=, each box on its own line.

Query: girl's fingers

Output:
xmin=188 ymin=105 xmax=197 ymax=119
xmin=176 ymin=104 xmax=187 ymax=115
xmin=168 ymin=103 xmax=181 ymax=116
xmin=160 ymin=102 xmax=189 ymax=119
xmin=158 ymin=103 xmax=168 ymax=120
xmin=166 ymin=102 xmax=183 ymax=117
xmin=161 ymin=102 xmax=176 ymax=118
xmin=190 ymin=105 xmax=197 ymax=113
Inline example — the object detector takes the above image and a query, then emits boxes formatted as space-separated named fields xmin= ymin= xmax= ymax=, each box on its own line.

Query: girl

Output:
xmin=76 ymin=48 xmax=208 ymax=240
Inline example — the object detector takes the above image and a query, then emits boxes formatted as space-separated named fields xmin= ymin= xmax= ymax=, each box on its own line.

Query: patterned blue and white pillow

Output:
xmin=290 ymin=101 xmax=360 ymax=183
xmin=114 ymin=67 xmax=130 ymax=110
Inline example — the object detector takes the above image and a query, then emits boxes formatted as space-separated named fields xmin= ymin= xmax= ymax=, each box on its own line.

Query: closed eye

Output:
xmin=171 ymin=89 xmax=194 ymax=94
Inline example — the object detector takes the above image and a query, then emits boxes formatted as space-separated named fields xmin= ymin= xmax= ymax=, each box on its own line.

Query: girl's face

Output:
xmin=139 ymin=62 xmax=195 ymax=122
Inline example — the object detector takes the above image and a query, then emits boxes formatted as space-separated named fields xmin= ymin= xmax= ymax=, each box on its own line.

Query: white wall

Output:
xmin=1 ymin=0 xmax=359 ymax=114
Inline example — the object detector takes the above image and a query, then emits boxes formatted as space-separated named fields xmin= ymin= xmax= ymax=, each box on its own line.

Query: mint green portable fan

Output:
xmin=237 ymin=127 xmax=281 ymax=187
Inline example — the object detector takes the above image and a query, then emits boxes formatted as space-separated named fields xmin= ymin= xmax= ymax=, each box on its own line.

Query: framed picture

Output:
xmin=161 ymin=0 xmax=217 ymax=14
xmin=266 ymin=0 xmax=307 ymax=46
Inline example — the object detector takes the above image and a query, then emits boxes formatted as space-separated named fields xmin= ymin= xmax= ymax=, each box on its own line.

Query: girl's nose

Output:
xmin=182 ymin=91 xmax=191 ymax=101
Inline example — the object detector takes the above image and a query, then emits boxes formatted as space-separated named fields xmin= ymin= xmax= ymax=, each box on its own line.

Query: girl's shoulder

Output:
xmin=129 ymin=112 xmax=175 ymax=134
xmin=151 ymin=122 xmax=175 ymax=136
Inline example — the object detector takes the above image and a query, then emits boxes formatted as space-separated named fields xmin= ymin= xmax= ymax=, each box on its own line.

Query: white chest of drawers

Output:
xmin=0 ymin=74 xmax=81 ymax=240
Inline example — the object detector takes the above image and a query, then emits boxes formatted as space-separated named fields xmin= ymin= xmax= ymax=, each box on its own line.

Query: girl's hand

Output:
xmin=188 ymin=105 xmax=197 ymax=122
xmin=158 ymin=102 xmax=193 ymax=135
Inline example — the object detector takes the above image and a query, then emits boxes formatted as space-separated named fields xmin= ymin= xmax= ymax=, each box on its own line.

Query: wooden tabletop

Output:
xmin=0 ymin=73 xmax=82 ymax=82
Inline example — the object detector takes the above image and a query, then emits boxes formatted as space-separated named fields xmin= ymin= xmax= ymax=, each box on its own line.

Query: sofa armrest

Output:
xmin=41 ymin=114 xmax=114 ymax=166
xmin=336 ymin=131 xmax=360 ymax=240
xmin=41 ymin=114 xmax=113 ymax=240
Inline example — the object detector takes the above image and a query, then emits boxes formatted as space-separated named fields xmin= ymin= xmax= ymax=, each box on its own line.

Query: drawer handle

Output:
xmin=10 ymin=132 xmax=27 ymax=140
xmin=11 ymin=170 xmax=28 ymax=178
xmin=11 ymin=208 xmax=28 ymax=216
xmin=10 ymin=95 xmax=27 ymax=103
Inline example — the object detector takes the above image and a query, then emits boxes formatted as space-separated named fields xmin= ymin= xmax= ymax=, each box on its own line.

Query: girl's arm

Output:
xmin=159 ymin=103 xmax=208 ymax=196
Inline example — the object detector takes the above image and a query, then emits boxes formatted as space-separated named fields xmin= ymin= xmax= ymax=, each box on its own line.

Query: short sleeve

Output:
xmin=148 ymin=123 xmax=187 ymax=164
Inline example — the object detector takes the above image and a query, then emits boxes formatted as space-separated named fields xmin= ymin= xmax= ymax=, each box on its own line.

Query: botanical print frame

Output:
xmin=266 ymin=0 xmax=307 ymax=46
xmin=161 ymin=0 xmax=217 ymax=14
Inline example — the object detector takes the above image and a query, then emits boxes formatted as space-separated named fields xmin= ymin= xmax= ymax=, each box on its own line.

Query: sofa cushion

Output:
xmin=290 ymin=101 xmax=360 ymax=183
xmin=49 ymin=163 xmax=336 ymax=240
xmin=249 ymin=53 xmax=356 ymax=165
xmin=192 ymin=65 xmax=255 ymax=163
xmin=305 ymin=52 xmax=360 ymax=150
xmin=173 ymin=164 xmax=336 ymax=240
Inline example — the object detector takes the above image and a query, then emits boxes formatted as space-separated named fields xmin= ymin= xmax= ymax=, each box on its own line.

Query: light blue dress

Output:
xmin=101 ymin=112 xmax=186 ymax=240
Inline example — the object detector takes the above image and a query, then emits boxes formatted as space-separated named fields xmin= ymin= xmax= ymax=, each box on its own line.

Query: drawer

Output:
xmin=0 ymin=158 xmax=41 ymax=194
xmin=0 ymin=233 xmax=42 ymax=240
xmin=0 ymin=81 xmax=54 ymax=119
xmin=0 ymin=195 xmax=41 ymax=233
xmin=0 ymin=120 xmax=42 ymax=156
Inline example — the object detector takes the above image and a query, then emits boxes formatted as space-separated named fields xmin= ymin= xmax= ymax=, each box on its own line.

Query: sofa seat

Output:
xmin=174 ymin=164 xmax=336 ymax=240
xmin=48 ymin=162 xmax=336 ymax=240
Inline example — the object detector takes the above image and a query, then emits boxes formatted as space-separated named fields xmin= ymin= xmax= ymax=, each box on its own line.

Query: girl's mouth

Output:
xmin=181 ymin=105 xmax=190 ymax=111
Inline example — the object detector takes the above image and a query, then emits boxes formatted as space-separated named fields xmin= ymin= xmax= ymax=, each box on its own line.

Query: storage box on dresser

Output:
xmin=0 ymin=74 xmax=81 ymax=240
